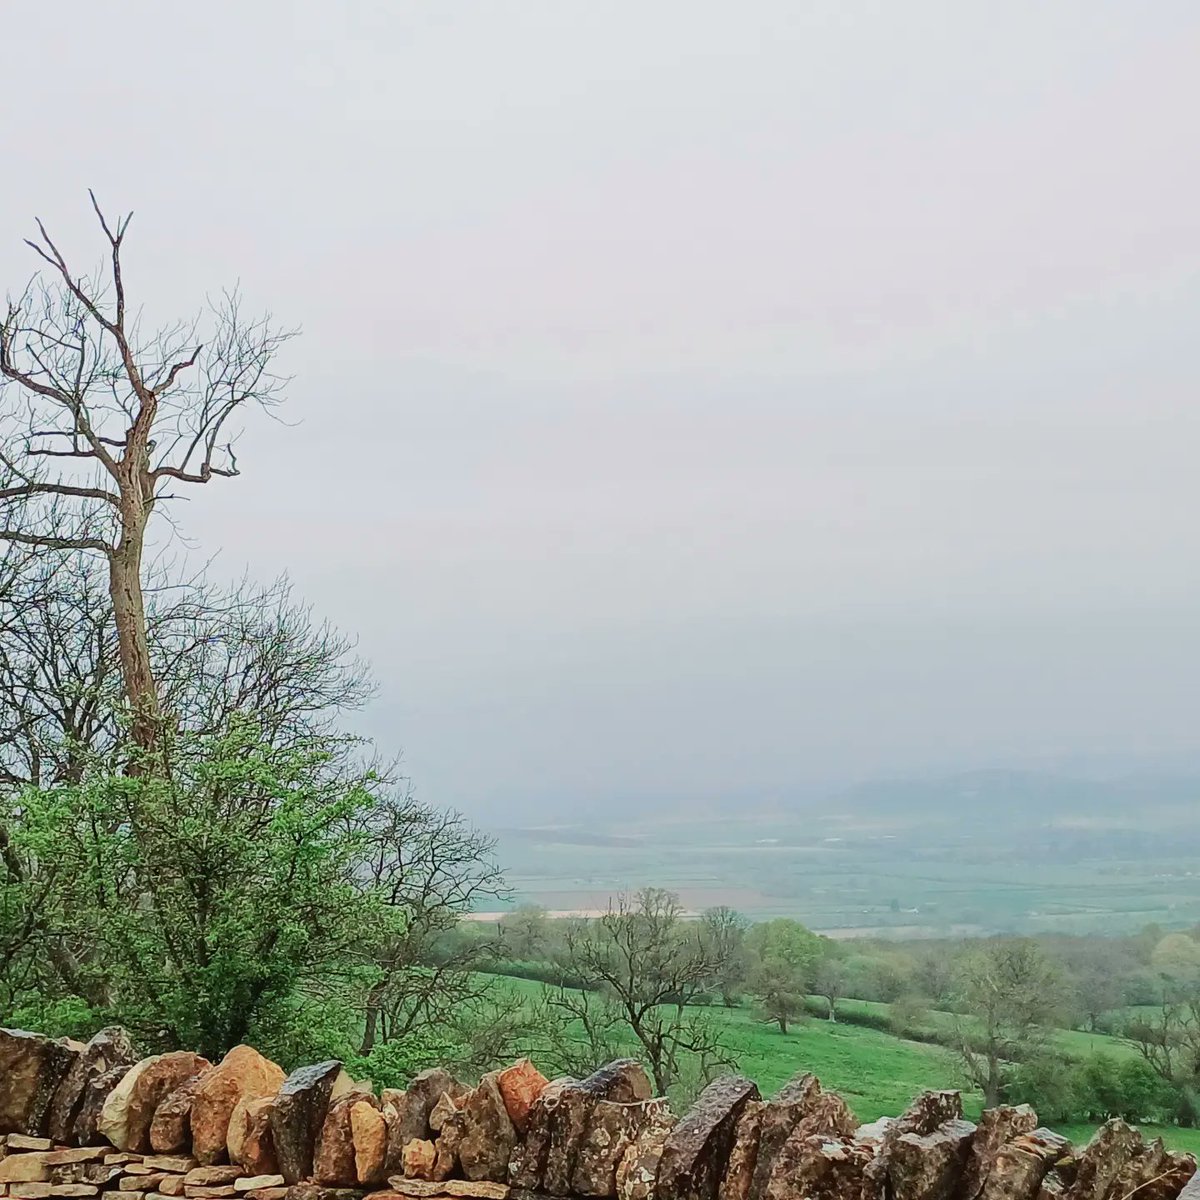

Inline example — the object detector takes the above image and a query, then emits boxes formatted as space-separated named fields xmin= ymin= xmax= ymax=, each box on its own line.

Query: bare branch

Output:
xmin=151 ymin=463 xmax=237 ymax=484
xmin=27 ymin=447 xmax=100 ymax=459
xmin=2 ymin=196 xmax=294 ymax=757
xmin=0 ymin=528 xmax=110 ymax=554
xmin=26 ymin=219 xmax=119 ymax=337
xmin=155 ymin=345 xmax=202 ymax=395
xmin=0 ymin=481 xmax=119 ymax=505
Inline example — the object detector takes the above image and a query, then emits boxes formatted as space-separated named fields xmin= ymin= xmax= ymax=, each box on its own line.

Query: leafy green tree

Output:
xmin=699 ymin=906 xmax=751 ymax=1007
xmin=4 ymin=716 xmax=504 ymax=1066
xmin=845 ymin=952 xmax=910 ymax=1003
xmin=10 ymin=721 xmax=373 ymax=1057
xmin=1008 ymin=1052 xmax=1080 ymax=1123
xmin=746 ymin=918 xmax=827 ymax=978
xmin=953 ymin=937 xmax=1066 ymax=1107
xmin=745 ymin=918 xmax=830 ymax=1033
xmin=1115 ymin=1056 xmax=1171 ymax=1123
xmin=1078 ymin=1054 xmax=1125 ymax=1120
xmin=752 ymin=959 xmax=806 ymax=1034
xmin=1152 ymin=934 xmax=1200 ymax=981
xmin=1010 ymin=1052 xmax=1171 ymax=1126
xmin=0 ymin=531 xmax=507 ymax=1067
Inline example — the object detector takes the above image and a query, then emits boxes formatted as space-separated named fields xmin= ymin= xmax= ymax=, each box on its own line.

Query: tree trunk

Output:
xmin=983 ymin=1058 xmax=1002 ymax=1108
xmin=778 ymin=1015 xmax=788 ymax=1035
xmin=360 ymin=979 xmax=388 ymax=1055
xmin=645 ymin=1046 xmax=669 ymax=1097
xmin=108 ymin=513 xmax=159 ymax=757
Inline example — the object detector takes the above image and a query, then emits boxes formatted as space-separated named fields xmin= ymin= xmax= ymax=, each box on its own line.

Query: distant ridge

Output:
xmin=835 ymin=768 xmax=1200 ymax=820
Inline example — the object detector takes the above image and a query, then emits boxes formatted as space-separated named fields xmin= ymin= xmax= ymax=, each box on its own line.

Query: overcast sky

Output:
xmin=2 ymin=3 xmax=1199 ymax=820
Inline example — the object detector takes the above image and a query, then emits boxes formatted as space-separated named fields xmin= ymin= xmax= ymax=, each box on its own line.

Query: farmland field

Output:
xmin=484 ymin=792 xmax=1200 ymax=937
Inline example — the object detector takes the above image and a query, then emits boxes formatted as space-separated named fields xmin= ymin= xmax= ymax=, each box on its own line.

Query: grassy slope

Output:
xmin=486 ymin=976 xmax=1197 ymax=1152
xmin=702 ymin=1003 xmax=978 ymax=1124
xmin=828 ymin=997 xmax=1143 ymax=1063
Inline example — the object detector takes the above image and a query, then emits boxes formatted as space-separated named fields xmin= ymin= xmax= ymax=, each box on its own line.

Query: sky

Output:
xmin=1 ymin=3 xmax=1199 ymax=821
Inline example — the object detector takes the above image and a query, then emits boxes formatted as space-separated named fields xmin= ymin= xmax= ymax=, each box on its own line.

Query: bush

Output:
xmin=1077 ymin=1054 xmax=1124 ymax=1120
xmin=344 ymin=1025 xmax=466 ymax=1089
xmin=1009 ymin=1054 xmax=1080 ymax=1123
xmin=1115 ymin=1057 xmax=1171 ymax=1123
xmin=1009 ymin=1052 xmax=1174 ymax=1126
xmin=888 ymin=995 xmax=929 ymax=1037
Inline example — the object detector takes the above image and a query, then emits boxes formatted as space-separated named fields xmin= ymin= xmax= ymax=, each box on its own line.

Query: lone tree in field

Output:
xmin=0 ymin=195 xmax=292 ymax=759
xmin=745 ymin=916 xmax=831 ymax=1032
xmin=953 ymin=937 xmax=1065 ymax=1107
xmin=548 ymin=888 xmax=735 ymax=1096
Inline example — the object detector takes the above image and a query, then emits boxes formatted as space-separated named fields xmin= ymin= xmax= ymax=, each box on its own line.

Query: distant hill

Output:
xmin=493 ymin=767 xmax=1200 ymax=832
xmin=834 ymin=768 xmax=1200 ymax=827
xmin=837 ymin=768 xmax=1120 ymax=815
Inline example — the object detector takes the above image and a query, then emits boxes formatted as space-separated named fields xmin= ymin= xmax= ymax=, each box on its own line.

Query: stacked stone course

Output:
xmin=0 ymin=1027 xmax=1194 ymax=1200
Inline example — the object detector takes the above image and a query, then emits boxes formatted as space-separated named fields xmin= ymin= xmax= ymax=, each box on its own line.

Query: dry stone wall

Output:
xmin=0 ymin=1027 xmax=1194 ymax=1200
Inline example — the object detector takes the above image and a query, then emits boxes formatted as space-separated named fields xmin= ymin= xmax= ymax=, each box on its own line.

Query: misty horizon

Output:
xmin=3 ymin=3 xmax=1198 ymax=822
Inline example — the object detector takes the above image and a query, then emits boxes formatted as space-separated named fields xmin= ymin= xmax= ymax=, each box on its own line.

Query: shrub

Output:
xmin=1008 ymin=1054 xmax=1080 ymax=1123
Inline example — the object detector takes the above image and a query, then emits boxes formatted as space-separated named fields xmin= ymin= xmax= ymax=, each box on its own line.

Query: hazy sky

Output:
xmin=3 ymin=3 xmax=1199 ymax=820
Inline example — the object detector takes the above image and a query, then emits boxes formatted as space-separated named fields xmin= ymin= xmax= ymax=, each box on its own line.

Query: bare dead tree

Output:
xmin=0 ymin=195 xmax=294 ymax=759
